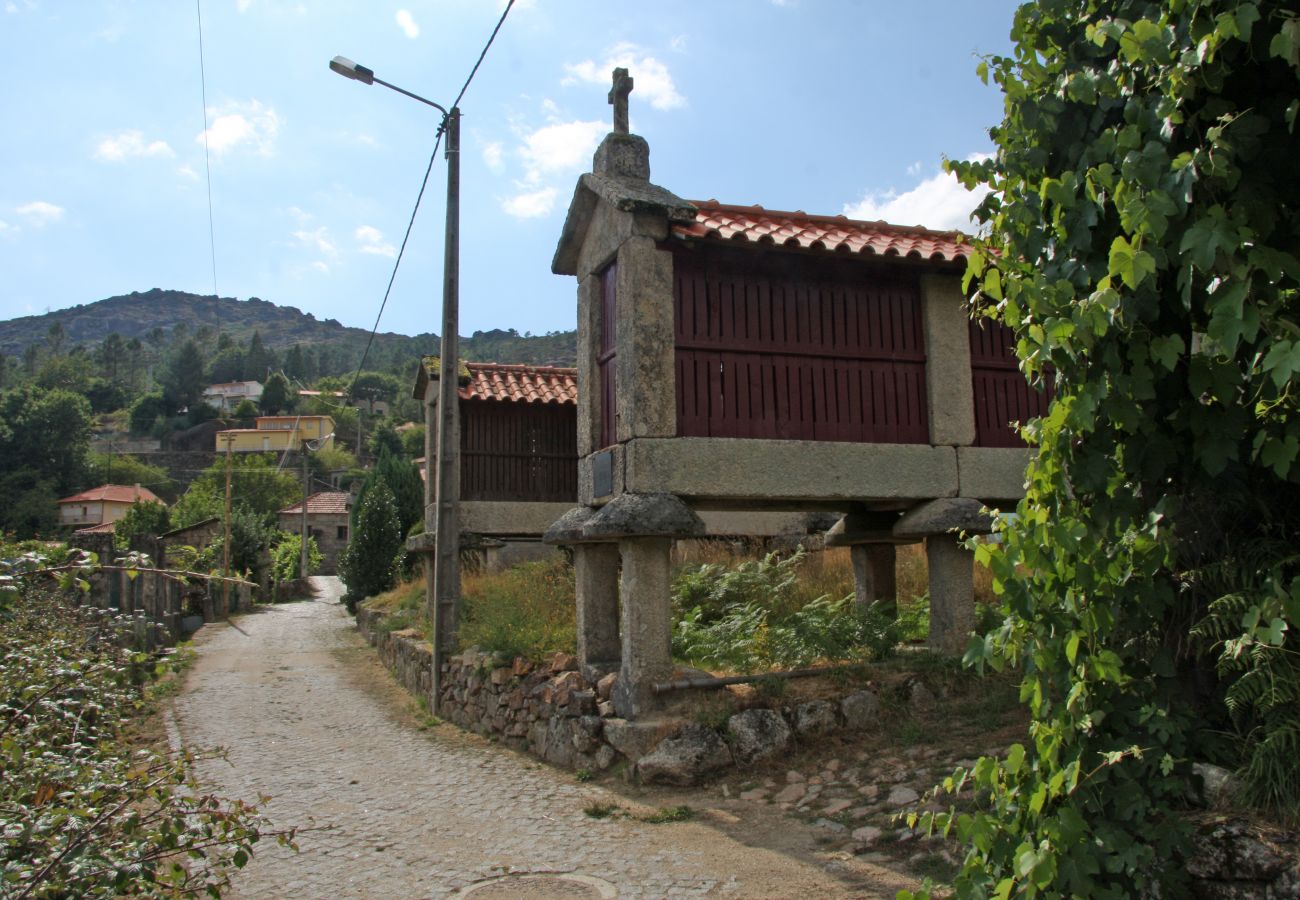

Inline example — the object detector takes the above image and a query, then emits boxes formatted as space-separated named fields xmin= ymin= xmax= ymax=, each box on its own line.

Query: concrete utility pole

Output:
xmin=219 ymin=432 xmax=235 ymax=616
xmin=301 ymin=441 xmax=310 ymax=579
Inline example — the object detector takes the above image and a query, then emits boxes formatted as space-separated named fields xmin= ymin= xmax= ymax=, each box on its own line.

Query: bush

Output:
xmin=460 ymin=556 xmax=575 ymax=659
xmin=337 ymin=481 xmax=402 ymax=612
xmin=270 ymin=531 xmax=322 ymax=585
xmin=0 ymin=566 xmax=289 ymax=894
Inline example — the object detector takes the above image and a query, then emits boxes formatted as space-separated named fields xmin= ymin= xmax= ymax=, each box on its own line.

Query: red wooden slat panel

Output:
xmin=969 ymin=318 xmax=1052 ymax=447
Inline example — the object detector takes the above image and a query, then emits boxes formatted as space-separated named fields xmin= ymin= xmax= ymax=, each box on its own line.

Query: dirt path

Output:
xmin=170 ymin=577 xmax=917 ymax=899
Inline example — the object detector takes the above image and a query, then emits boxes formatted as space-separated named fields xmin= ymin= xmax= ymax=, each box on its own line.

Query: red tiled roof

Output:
xmin=58 ymin=484 xmax=163 ymax=506
xmin=279 ymin=492 xmax=352 ymax=516
xmin=74 ymin=521 xmax=118 ymax=535
xmin=460 ymin=362 xmax=578 ymax=406
xmin=673 ymin=200 xmax=971 ymax=264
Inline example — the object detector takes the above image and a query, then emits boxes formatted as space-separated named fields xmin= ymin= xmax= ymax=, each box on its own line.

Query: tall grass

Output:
xmin=459 ymin=556 xmax=576 ymax=659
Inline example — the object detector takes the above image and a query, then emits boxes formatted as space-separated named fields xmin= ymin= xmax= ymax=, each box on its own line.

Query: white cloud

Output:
xmin=395 ymin=8 xmax=419 ymax=38
xmin=178 ymin=164 xmax=199 ymax=180
xmin=843 ymin=157 xmax=991 ymax=231
xmin=291 ymin=226 xmax=336 ymax=257
xmin=94 ymin=130 xmax=175 ymax=162
xmin=355 ymin=225 xmax=396 ymax=258
xmin=0 ymin=219 xmax=13 ymax=236
xmin=563 ymin=42 xmax=686 ymax=111
xmin=310 ymin=261 xmax=330 ymax=274
xmin=502 ymin=187 xmax=557 ymax=219
xmin=236 ymin=0 xmax=253 ymax=11
xmin=517 ymin=119 xmax=605 ymax=184
xmin=15 ymin=201 xmax=64 ymax=227
xmin=198 ymin=99 xmax=280 ymax=157
xmin=670 ymin=34 xmax=688 ymax=53
xmin=482 ymin=141 xmax=504 ymax=172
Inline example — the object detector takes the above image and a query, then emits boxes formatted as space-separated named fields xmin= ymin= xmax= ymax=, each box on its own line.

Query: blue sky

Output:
xmin=0 ymin=0 xmax=1020 ymax=339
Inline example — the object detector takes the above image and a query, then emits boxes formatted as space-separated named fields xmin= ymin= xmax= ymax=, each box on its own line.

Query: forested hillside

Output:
xmin=0 ymin=288 xmax=576 ymax=372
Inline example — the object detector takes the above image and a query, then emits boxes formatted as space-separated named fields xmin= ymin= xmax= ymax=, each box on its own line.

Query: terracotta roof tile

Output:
xmin=460 ymin=362 xmax=578 ymax=406
xmin=279 ymin=492 xmax=352 ymax=516
xmin=58 ymin=484 xmax=163 ymax=506
xmin=673 ymin=200 xmax=972 ymax=264
xmin=74 ymin=521 xmax=118 ymax=535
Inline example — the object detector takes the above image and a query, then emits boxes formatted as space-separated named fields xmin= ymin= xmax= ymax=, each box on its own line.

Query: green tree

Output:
xmin=123 ymin=336 xmax=145 ymax=390
xmin=367 ymin=419 xmax=403 ymax=460
xmin=0 ymin=385 xmax=91 ymax=495
xmin=917 ymin=3 xmax=1300 ymax=897
xmin=112 ymin=499 xmax=170 ymax=549
xmin=85 ymin=452 xmax=175 ymax=501
xmin=207 ymin=345 xmax=247 ymax=384
xmin=259 ymin=372 xmax=293 ymax=415
xmin=355 ymin=450 xmax=422 ymax=536
xmin=338 ymin=480 xmax=401 ymax=611
xmin=160 ymin=338 xmax=207 ymax=412
xmin=245 ymin=330 xmax=275 ymax=380
xmin=181 ymin=453 xmax=300 ymax=524
xmin=128 ymin=392 xmax=168 ymax=437
xmin=232 ymin=398 xmax=259 ymax=420
xmin=96 ymin=332 xmax=127 ymax=384
xmin=349 ymin=371 xmax=400 ymax=414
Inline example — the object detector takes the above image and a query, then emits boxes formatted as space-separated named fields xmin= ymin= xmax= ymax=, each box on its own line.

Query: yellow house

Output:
xmin=214 ymin=415 xmax=335 ymax=453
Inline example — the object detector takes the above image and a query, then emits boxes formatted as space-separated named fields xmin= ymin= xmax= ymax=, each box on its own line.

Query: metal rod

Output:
xmin=651 ymin=662 xmax=870 ymax=695
xmin=431 ymin=107 xmax=461 ymax=708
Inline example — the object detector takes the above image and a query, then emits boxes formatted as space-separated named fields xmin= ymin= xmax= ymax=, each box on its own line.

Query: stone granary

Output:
xmin=410 ymin=359 xmax=581 ymax=570
xmin=545 ymin=69 xmax=1047 ymax=719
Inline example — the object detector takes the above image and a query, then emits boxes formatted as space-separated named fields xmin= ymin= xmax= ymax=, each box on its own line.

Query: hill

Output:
xmin=0 ymin=289 xmax=577 ymax=368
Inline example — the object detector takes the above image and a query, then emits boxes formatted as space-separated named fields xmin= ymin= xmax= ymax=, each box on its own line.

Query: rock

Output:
xmin=893 ymin=498 xmax=993 ymax=539
xmin=541 ymin=719 xmax=575 ymax=768
xmin=597 ymin=700 xmax=616 ymax=718
xmin=594 ymin=743 xmax=617 ymax=771
xmin=852 ymin=826 xmax=883 ymax=844
xmin=727 ymin=709 xmax=793 ymax=765
xmin=636 ymin=724 xmax=733 ymax=786
xmin=596 ymin=672 xmax=618 ymax=701
xmin=489 ymin=666 xmax=513 ymax=686
xmin=739 ymin=788 xmax=768 ymax=801
xmin=571 ymin=715 xmax=604 ymax=754
xmin=1192 ymin=763 xmax=1243 ymax=810
xmin=511 ymin=657 xmax=533 ymax=677
xmin=1188 ymin=818 xmax=1293 ymax=882
xmin=793 ymin=700 xmax=839 ymax=737
xmin=908 ymin=681 xmax=937 ymax=710
xmin=841 ymin=690 xmax=882 ymax=731
xmin=822 ymin=799 xmax=853 ymax=816
xmin=814 ymin=818 xmax=848 ymax=833
xmin=887 ymin=786 xmax=920 ymax=807
xmin=581 ymin=492 xmax=706 ymax=539
xmin=603 ymin=718 xmax=682 ymax=763
xmin=773 ymin=783 xmax=807 ymax=804
xmin=786 ymin=770 xmax=807 ymax=784
xmin=550 ymin=651 xmax=579 ymax=673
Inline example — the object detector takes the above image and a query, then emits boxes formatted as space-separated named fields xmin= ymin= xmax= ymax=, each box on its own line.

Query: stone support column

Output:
xmin=925 ymin=536 xmax=975 ymax=655
xmin=612 ymin=536 xmax=673 ymax=719
xmin=575 ymin=543 xmax=621 ymax=671
xmin=614 ymin=236 xmax=677 ymax=442
xmin=851 ymin=543 xmax=897 ymax=618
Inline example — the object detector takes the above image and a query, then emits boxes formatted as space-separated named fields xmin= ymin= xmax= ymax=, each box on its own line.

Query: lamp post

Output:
xmin=330 ymin=56 xmax=461 ymax=697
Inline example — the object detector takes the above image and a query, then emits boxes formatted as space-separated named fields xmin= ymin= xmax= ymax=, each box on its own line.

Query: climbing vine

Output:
xmin=907 ymin=2 xmax=1300 ymax=896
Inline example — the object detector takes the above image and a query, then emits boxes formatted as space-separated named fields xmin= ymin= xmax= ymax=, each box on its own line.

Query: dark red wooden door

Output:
xmin=672 ymin=254 xmax=929 ymax=443
xmin=460 ymin=401 xmax=577 ymax=502
xmin=969 ymin=318 xmax=1051 ymax=447
xmin=598 ymin=264 xmax=617 ymax=449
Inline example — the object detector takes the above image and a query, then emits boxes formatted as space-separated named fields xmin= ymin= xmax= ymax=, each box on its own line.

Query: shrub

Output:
xmin=270 ymin=531 xmax=322 ymax=585
xmin=338 ymin=480 xmax=402 ymax=612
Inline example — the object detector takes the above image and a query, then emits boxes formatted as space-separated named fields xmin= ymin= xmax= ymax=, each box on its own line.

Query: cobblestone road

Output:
xmin=172 ymin=578 xmax=908 ymax=899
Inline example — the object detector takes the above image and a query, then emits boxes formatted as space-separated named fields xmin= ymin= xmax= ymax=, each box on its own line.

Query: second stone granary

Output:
xmin=545 ymin=71 xmax=1047 ymax=719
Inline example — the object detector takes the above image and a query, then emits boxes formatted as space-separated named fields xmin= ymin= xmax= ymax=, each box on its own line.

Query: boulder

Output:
xmin=793 ymin=700 xmax=839 ymax=737
xmin=727 ymin=708 xmax=793 ymax=765
xmin=841 ymin=690 xmax=882 ymax=731
xmin=636 ymin=724 xmax=733 ymax=786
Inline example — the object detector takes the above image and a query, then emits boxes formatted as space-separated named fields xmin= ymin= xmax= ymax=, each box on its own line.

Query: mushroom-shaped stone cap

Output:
xmin=825 ymin=509 xmax=906 ymax=547
xmin=581 ymin=493 xmax=705 ymax=540
xmin=543 ymin=506 xmax=599 ymax=545
xmin=893 ymin=498 xmax=993 ymax=539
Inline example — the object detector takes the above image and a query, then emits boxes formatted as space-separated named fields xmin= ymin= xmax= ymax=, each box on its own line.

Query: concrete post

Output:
xmin=612 ymin=536 xmax=673 ymax=719
xmin=575 ymin=543 xmax=621 ymax=672
xmin=925 ymin=535 xmax=975 ymax=655
xmin=851 ymin=543 xmax=897 ymax=617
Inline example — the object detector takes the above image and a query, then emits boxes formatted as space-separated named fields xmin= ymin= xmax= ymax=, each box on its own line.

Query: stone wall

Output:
xmin=355 ymin=604 xmax=888 ymax=782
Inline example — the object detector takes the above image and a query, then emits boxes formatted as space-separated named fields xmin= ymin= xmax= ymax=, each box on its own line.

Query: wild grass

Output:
xmin=459 ymin=556 xmax=576 ymax=659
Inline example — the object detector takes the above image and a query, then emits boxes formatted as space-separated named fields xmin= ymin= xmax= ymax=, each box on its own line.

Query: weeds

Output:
xmin=575 ymin=768 xmax=594 ymax=783
xmin=583 ymin=801 xmax=619 ymax=819
xmin=640 ymin=805 xmax=695 ymax=824
xmin=460 ymin=556 xmax=575 ymax=659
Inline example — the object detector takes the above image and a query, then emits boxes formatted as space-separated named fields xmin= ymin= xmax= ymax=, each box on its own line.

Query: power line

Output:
xmin=195 ymin=0 xmax=219 ymax=298
xmin=344 ymin=0 xmax=517 ymax=398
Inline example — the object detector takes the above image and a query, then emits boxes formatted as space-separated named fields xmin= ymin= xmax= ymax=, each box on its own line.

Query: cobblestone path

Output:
xmin=172 ymin=578 xmax=907 ymax=898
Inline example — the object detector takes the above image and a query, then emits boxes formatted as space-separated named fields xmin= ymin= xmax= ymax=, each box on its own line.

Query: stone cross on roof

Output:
xmin=608 ymin=67 xmax=633 ymax=135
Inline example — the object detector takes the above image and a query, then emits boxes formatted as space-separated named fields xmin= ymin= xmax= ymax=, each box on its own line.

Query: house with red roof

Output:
xmin=58 ymin=483 xmax=163 ymax=531
xmin=277 ymin=492 xmax=353 ymax=575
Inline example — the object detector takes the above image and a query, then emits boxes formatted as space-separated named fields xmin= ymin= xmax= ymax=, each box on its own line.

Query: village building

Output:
xmin=201 ymin=380 xmax=263 ymax=412
xmin=57 ymin=483 xmax=163 ymax=530
xmin=213 ymin=415 xmax=335 ymax=453
xmin=543 ymin=69 xmax=1046 ymax=719
xmin=276 ymin=492 xmax=352 ymax=575
xmin=298 ymin=389 xmax=390 ymax=418
xmin=412 ymin=360 xmax=580 ymax=572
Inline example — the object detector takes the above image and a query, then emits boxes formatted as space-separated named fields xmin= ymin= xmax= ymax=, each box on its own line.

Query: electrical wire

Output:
xmin=195 ymin=0 xmax=219 ymax=299
xmin=343 ymin=0 xmax=516 ymax=400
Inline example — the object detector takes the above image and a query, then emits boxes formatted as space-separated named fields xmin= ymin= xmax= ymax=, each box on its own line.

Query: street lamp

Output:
xmin=330 ymin=55 xmax=462 ymax=692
